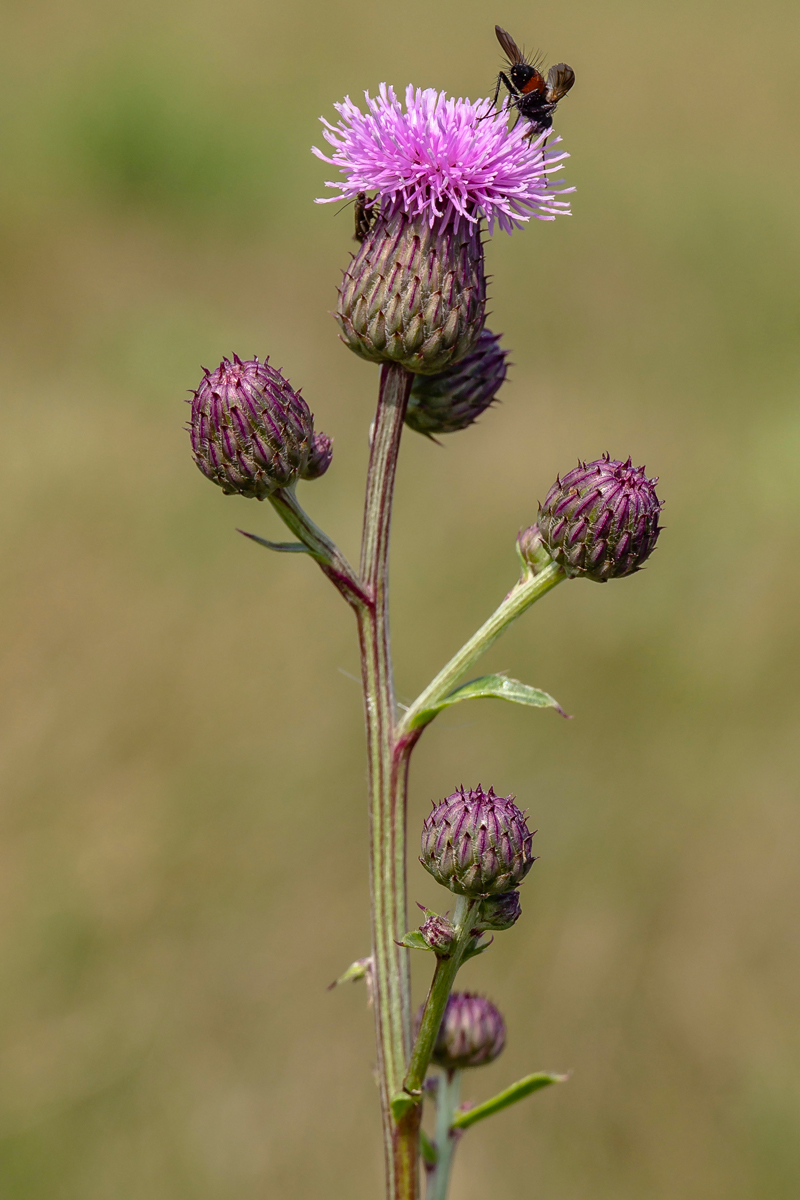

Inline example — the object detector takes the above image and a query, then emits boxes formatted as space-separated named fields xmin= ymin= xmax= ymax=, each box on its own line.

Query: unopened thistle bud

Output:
xmin=301 ymin=431 xmax=333 ymax=481
xmin=420 ymin=786 xmax=536 ymax=898
xmin=419 ymin=909 xmax=457 ymax=955
xmin=538 ymin=454 xmax=663 ymax=582
xmin=315 ymin=85 xmax=572 ymax=373
xmin=516 ymin=522 xmax=554 ymax=575
xmin=189 ymin=356 xmax=330 ymax=500
xmin=428 ymin=992 xmax=506 ymax=1071
xmin=405 ymin=327 xmax=508 ymax=435
xmin=476 ymin=890 xmax=522 ymax=931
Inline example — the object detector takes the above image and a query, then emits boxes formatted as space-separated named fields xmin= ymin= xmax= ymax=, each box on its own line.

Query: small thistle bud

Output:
xmin=405 ymin=327 xmax=508 ymax=435
xmin=336 ymin=210 xmax=486 ymax=374
xmin=428 ymin=992 xmax=506 ymax=1071
xmin=419 ymin=909 xmax=457 ymax=955
xmin=420 ymin=786 xmax=536 ymax=898
xmin=538 ymin=454 xmax=664 ymax=582
xmin=301 ymin=431 xmax=333 ymax=481
xmin=189 ymin=356 xmax=325 ymax=500
xmin=516 ymin=523 xmax=553 ymax=575
xmin=476 ymin=890 xmax=522 ymax=932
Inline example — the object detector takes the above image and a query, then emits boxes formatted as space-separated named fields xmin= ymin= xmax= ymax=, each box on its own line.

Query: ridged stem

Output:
xmin=426 ymin=1071 xmax=462 ymax=1200
xmin=357 ymin=362 xmax=418 ymax=1200
xmin=404 ymin=896 xmax=475 ymax=1098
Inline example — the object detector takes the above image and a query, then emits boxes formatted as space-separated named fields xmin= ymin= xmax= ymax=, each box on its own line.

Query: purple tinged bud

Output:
xmin=405 ymin=327 xmax=508 ymax=436
xmin=336 ymin=209 xmax=486 ymax=375
xmin=423 ymin=992 xmax=506 ymax=1071
xmin=538 ymin=454 xmax=664 ymax=582
xmin=476 ymin=890 xmax=522 ymax=932
xmin=302 ymin=431 xmax=333 ymax=480
xmin=189 ymin=357 xmax=326 ymax=500
xmin=419 ymin=909 xmax=457 ymax=955
xmin=420 ymin=786 xmax=536 ymax=898
xmin=516 ymin=522 xmax=554 ymax=575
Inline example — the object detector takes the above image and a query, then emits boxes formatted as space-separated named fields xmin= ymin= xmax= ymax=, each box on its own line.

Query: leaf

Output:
xmin=237 ymin=529 xmax=312 ymax=554
xmin=460 ymin=933 xmax=493 ymax=963
xmin=327 ymin=956 xmax=372 ymax=991
xmin=390 ymin=1092 xmax=419 ymax=1121
xmin=451 ymin=1072 xmax=568 ymax=1131
xmin=409 ymin=674 xmax=569 ymax=729
xmin=419 ymin=1130 xmax=437 ymax=1166
xmin=396 ymin=930 xmax=434 ymax=952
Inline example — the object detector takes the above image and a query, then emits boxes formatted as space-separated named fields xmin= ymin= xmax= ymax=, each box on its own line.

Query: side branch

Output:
xmin=397 ymin=561 xmax=565 ymax=740
xmin=268 ymin=487 xmax=371 ymax=609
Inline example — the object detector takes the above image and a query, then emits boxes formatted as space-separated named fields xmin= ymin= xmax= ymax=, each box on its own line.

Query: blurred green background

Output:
xmin=1 ymin=0 xmax=799 ymax=1196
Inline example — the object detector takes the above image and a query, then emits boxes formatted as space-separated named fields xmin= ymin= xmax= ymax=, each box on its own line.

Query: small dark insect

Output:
xmin=354 ymin=192 xmax=378 ymax=242
xmin=492 ymin=25 xmax=575 ymax=136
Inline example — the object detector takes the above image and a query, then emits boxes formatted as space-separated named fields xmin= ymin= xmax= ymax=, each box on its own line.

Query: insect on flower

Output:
xmin=492 ymin=25 xmax=575 ymax=137
xmin=353 ymin=191 xmax=378 ymax=242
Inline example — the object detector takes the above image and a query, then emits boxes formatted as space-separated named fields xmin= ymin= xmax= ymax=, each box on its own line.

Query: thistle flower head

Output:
xmin=188 ymin=356 xmax=329 ymax=500
xmin=426 ymin=992 xmax=506 ymax=1071
xmin=538 ymin=454 xmax=664 ymax=582
xmin=314 ymin=84 xmax=571 ymax=234
xmin=420 ymin=785 xmax=536 ymax=898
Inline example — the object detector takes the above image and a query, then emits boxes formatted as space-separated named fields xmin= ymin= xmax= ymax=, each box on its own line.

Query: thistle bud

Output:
xmin=476 ymin=890 xmax=522 ymax=932
xmin=516 ymin=523 xmax=553 ymax=575
xmin=189 ymin=356 xmax=329 ymax=500
xmin=428 ymin=992 xmax=506 ymax=1071
xmin=538 ymin=454 xmax=663 ymax=582
xmin=336 ymin=210 xmax=486 ymax=375
xmin=301 ymin=431 xmax=333 ymax=481
xmin=405 ymin=327 xmax=508 ymax=435
xmin=420 ymin=786 xmax=536 ymax=898
xmin=419 ymin=909 xmax=457 ymax=955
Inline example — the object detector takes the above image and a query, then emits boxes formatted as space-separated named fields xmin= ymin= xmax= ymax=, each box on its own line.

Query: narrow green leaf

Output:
xmin=460 ymin=933 xmax=493 ymax=963
xmin=391 ymin=1092 xmax=419 ymax=1121
xmin=396 ymin=930 xmax=433 ymax=952
xmin=419 ymin=1129 xmax=437 ymax=1166
xmin=409 ymin=674 xmax=569 ymax=729
xmin=326 ymin=956 xmax=371 ymax=991
xmin=238 ymin=529 xmax=311 ymax=554
xmin=451 ymin=1072 xmax=568 ymax=1130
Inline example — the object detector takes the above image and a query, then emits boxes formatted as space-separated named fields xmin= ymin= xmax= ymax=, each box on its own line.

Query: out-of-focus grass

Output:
xmin=0 ymin=0 xmax=799 ymax=1196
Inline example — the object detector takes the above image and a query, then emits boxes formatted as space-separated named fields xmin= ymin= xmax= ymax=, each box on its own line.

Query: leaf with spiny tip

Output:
xmin=408 ymin=673 xmax=569 ymax=730
xmin=327 ymin=956 xmax=372 ymax=991
xmin=451 ymin=1072 xmax=569 ymax=1130
xmin=237 ymin=530 xmax=312 ymax=555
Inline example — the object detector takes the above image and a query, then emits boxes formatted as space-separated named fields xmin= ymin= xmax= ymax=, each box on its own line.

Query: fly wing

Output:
xmin=495 ymin=25 xmax=526 ymax=65
xmin=545 ymin=63 xmax=576 ymax=104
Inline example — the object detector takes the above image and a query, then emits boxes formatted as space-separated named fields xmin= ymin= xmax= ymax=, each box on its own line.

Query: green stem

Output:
xmin=426 ymin=1071 xmax=462 ymax=1200
xmin=404 ymin=895 xmax=475 ymax=1099
xmin=357 ymin=363 xmax=418 ymax=1200
xmin=397 ymin=563 xmax=564 ymax=740
xmin=269 ymin=487 xmax=369 ymax=608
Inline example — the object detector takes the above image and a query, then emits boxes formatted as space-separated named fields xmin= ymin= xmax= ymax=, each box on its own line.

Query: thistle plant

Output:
xmin=186 ymin=37 xmax=663 ymax=1200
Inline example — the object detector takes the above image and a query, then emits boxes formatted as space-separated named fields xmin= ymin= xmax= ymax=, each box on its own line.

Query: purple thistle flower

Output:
xmin=314 ymin=84 xmax=572 ymax=234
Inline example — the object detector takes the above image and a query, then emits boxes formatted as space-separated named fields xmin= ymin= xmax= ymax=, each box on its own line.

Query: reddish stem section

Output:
xmin=358 ymin=363 xmax=418 ymax=1200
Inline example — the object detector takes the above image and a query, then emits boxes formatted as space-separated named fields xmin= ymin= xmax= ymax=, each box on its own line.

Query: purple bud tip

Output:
xmin=301 ymin=431 xmax=333 ymax=481
xmin=420 ymin=785 xmax=536 ymax=898
xmin=188 ymin=356 xmax=327 ymax=500
xmin=421 ymin=991 xmax=506 ymax=1071
xmin=477 ymin=890 xmax=522 ymax=932
xmin=537 ymin=453 xmax=664 ymax=582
